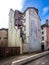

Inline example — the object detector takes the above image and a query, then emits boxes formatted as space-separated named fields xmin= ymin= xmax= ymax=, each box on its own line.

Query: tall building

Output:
xmin=8 ymin=7 xmax=41 ymax=54
xmin=41 ymin=19 xmax=49 ymax=50
xmin=8 ymin=9 xmax=23 ymax=54
xmin=22 ymin=7 xmax=41 ymax=52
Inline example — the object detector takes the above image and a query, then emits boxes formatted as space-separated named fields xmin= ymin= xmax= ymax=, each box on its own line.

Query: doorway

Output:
xmin=41 ymin=44 xmax=44 ymax=51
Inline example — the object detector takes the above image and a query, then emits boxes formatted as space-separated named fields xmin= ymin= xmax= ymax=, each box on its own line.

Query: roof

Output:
xmin=10 ymin=8 xmax=14 ymax=12
xmin=14 ymin=10 xmax=23 ymax=15
xmin=23 ymin=7 xmax=38 ymax=15
xmin=0 ymin=28 xmax=8 ymax=31
xmin=41 ymin=24 xmax=49 ymax=28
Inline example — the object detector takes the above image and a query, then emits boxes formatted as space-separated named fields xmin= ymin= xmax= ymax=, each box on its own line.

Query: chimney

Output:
xmin=45 ymin=19 xmax=48 ymax=26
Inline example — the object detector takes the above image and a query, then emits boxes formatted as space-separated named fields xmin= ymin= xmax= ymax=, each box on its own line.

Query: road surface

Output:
xmin=22 ymin=54 xmax=49 ymax=65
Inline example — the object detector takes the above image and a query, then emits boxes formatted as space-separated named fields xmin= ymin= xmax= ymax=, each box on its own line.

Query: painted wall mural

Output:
xmin=28 ymin=9 xmax=41 ymax=52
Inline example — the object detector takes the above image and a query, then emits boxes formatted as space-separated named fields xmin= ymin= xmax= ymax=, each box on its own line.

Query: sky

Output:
xmin=0 ymin=0 xmax=25 ymax=28
xmin=22 ymin=0 xmax=49 ymax=24
xmin=0 ymin=0 xmax=49 ymax=28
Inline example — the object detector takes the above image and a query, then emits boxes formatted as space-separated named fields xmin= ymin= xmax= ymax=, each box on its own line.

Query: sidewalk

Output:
xmin=0 ymin=53 xmax=37 ymax=65
xmin=0 ymin=52 xmax=39 ymax=65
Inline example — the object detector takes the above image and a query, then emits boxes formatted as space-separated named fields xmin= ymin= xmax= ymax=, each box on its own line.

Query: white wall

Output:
xmin=41 ymin=27 xmax=47 ymax=49
xmin=28 ymin=9 xmax=41 ymax=52
xmin=22 ymin=10 xmax=30 ymax=53
xmin=8 ymin=9 xmax=16 ymax=47
xmin=23 ymin=8 xmax=41 ymax=53
xmin=8 ymin=9 xmax=23 ymax=54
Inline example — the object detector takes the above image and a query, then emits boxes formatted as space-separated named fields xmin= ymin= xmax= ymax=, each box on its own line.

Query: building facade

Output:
xmin=0 ymin=28 xmax=8 ymax=47
xmin=22 ymin=7 xmax=41 ymax=52
xmin=41 ymin=19 xmax=49 ymax=50
xmin=47 ymin=27 xmax=49 ymax=47
xmin=8 ymin=9 xmax=23 ymax=54
xmin=8 ymin=7 xmax=41 ymax=54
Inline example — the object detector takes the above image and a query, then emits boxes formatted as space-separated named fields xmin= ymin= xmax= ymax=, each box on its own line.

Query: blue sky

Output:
xmin=22 ymin=0 xmax=49 ymax=24
xmin=0 ymin=0 xmax=49 ymax=28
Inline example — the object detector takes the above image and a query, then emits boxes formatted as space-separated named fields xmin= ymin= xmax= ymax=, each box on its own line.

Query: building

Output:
xmin=0 ymin=28 xmax=8 ymax=47
xmin=8 ymin=9 xmax=23 ymax=54
xmin=41 ymin=19 xmax=49 ymax=50
xmin=22 ymin=7 xmax=41 ymax=53
xmin=8 ymin=7 xmax=41 ymax=54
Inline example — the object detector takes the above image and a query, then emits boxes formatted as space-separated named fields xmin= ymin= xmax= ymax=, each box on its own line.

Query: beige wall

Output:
xmin=8 ymin=9 xmax=15 ymax=47
xmin=0 ymin=29 xmax=8 ymax=47
xmin=25 ymin=10 xmax=30 ymax=43
xmin=8 ymin=9 xmax=23 ymax=54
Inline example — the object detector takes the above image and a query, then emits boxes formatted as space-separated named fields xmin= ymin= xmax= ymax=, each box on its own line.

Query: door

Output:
xmin=41 ymin=44 xmax=44 ymax=51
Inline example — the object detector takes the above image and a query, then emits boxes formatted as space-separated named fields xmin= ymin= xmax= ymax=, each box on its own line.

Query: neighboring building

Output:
xmin=8 ymin=9 xmax=23 ymax=54
xmin=47 ymin=26 xmax=49 ymax=48
xmin=8 ymin=7 xmax=41 ymax=54
xmin=41 ymin=19 xmax=49 ymax=50
xmin=0 ymin=28 xmax=8 ymax=47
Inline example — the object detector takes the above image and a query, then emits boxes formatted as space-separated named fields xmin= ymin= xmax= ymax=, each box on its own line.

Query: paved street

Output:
xmin=0 ymin=52 xmax=49 ymax=65
xmin=0 ymin=53 xmax=36 ymax=65
xmin=23 ymin=54 xmax=49 ymax=65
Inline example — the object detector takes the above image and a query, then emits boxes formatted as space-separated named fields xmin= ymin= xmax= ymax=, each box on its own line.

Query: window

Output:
xmin=0 ymin=37 xmax=1 ymax=39
xmin=42 ymin=37 xmax=44 ymax=40
xmin=4 ymin=37 xmax=8 ymax=39
xmin=42 ymin=27 xmax=43 ymax=30
xmin=42 ymin=32 xmax=44 ymax=34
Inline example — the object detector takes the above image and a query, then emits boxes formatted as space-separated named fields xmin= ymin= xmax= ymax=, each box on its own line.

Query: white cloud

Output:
xmin=42 ymin=7 xmax=49 ymax=15
xmin=0 ymin=0 xmax=25 ymax=28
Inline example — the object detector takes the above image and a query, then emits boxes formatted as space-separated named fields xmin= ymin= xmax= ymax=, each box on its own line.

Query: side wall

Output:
xmin=29 ymin=9 xmax=41 ymax=52
xmin=8 ymin=9 xmax=22 ymax=54
xmin=23 ymin=9 xmax=41 ymax=53
xmin=41 ymin=27 xmax=47 ymax=50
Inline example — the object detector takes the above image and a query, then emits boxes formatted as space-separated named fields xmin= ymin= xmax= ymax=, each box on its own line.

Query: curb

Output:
xmin=12 ymin=51 xmax=49 ymax=65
